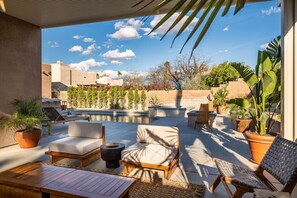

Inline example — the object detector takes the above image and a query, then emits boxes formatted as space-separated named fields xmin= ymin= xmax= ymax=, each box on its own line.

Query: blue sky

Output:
xmin=42 ymin=0 xmax=280 ymax=77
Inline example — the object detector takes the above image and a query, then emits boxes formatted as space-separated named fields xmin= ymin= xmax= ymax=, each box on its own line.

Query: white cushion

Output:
xmin=136 ymin=125 xmax=179 ymax=148
xmin=121 ymin=143 xmax=178 ymax=166
xmin=68 ymin=122 xmax=102 ymax=139
xmin=49 ymin=137 xmax=102 ymax=155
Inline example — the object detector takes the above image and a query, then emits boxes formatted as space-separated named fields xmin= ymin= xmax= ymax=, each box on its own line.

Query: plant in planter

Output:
xmin=211 ymin=86 xmax=229 ymax=114
xmin=0 ymin=98 xmax=44 ymax=148
xmin=230 ymin=36 xmax=281 ymax=164
xmin=227 ymin=98 xmax=252 ymax=133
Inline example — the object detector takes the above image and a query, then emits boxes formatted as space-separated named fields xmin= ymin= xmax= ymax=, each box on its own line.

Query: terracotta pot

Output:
xmin=245 ymin=131 xmax=275 ymax=164
xmin=217 ymin=105 xmax=227 ymax=115
xmin=15 ymin=129 xmax=41 ymax=148
xmin=236 ymin=119 xmax=252 ymax=133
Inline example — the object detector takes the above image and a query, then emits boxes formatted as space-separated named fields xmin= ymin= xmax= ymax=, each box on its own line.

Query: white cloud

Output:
xmin=82 ymin=44 xmax=97 ymax=55
xmin=97 ymin=70 xmax=148 ymax=79
xmin=69 ymin=58 xmax=107 ymax=71
xmin=108 ymin=26 xmax=141 ymax=40
xmin=223 ymin=26 xmax=229 ymax=32
xmin=260 ymin=43 xmax=269 ymax=49
xmin=146 ymin=13 xmax=199 ymax=38
xmin=48 ymin=41 xmax=59 ymax=48
xmin=83 ymin=37 xmax=96 ymax=43
xmin=219 ymin=49 xmax=229 ymax=53
xmin=69 ymin=45 xmax=83 ymax=52
xmin=261 ymin=6 xmax=281 ymax=15
xmin=73 ymin=35 xmax=84 ymax=39
xmin=102 ymin=49 xmax=136 ymax=60
xmin=103 ymin=39 xmax=113 ymax=49
xmin=107 ymin=19 xmax=143 ymax=40
xmin=111 ymin=60 xmax=123 ymax=65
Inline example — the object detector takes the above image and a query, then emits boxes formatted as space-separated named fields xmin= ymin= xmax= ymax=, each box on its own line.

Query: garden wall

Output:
xmin=58 ymin=78 xmax=250 ymax=110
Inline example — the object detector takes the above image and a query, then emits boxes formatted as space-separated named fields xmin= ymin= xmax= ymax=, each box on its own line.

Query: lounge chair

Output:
xmin=121 ymin=125 xmax=180 ymax=180
xmin=42 ymin=107 xmax=89 ymax=133
xmin=210 ymin=136 xmax=297 ymax=198
xmin=46 ymin=121 xmax=105 ymax=167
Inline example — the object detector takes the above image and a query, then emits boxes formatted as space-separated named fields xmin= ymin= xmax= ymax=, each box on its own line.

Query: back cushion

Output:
xmin=136 ymin=125 xmax=179 ymax=148
xmin=68 ymin=122 xmax=102 ymax=139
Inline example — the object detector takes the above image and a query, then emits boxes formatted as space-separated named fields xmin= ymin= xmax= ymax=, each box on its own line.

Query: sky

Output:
xmin=42 ymin=0 xmax=281 ymax=78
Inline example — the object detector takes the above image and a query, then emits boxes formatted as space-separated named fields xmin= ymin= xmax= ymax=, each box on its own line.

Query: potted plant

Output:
xmin=211 ymin=86 xmax=229 ymax=114
xmin=0 ymin=98 xmax=44 ymax=148
xmin=230 ymin=37 xmax=281 ymax=164
xmin=227 ymin=98 xmax=252 ymax=133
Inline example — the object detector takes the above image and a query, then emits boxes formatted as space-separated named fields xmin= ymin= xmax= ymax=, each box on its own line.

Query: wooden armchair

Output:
xmin=120 ymin=125 xmax=180 ymax=180
xmin=210 ymin=136 xmax=297 ymax=198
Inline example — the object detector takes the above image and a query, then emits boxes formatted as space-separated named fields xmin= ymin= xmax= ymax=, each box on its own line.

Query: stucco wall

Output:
xmin=0 ymin=13 xmax=41 ymax=148
xmin=42 ymin=64 xmax=52 ymax=98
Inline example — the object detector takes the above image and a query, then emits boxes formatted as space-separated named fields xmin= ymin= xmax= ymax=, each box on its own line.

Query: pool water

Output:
xmin=89 ymin=114 xmax=156 ymax=124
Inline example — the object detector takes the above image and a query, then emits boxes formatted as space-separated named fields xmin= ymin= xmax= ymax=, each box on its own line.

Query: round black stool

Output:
xmin=100 ymin=143 xmax=125 ymax=168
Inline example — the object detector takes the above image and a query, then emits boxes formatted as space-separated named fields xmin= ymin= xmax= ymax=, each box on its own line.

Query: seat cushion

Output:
xmin=121 ymin=143 xmax=178 ymax=166
xmin=136 ymin=125 xmax=179 ymax=148
xmin=49 ymin=137 xmax=102 ymax=155
xmin=68 ymin=121 xmax=102 ymax=139
xmin=215 ymin=159 xmax=269 ymax=189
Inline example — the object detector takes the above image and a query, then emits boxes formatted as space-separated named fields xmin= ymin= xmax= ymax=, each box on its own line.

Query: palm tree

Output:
xmin=134 ymin=0 xmax=259 ymax=56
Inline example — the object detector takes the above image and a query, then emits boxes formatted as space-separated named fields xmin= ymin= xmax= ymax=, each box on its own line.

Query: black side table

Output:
xmin=100 ymin=143 xmax=125 ymax=168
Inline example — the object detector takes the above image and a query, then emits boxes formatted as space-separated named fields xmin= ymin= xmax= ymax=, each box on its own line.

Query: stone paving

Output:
xmin=0 ymin=114 xmax=290 ymax=197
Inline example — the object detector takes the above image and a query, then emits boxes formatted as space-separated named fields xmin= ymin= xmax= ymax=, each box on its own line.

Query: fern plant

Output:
xmin=0 ymin=98 xmax=44 ymax=132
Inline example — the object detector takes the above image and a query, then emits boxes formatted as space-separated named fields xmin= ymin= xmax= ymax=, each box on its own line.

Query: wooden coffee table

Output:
xmin=0 ymin=163 xmax=136 ymax=198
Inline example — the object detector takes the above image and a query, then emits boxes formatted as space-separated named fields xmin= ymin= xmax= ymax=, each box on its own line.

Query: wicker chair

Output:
xmin=210 ymin=136 xmax=297 ymax=198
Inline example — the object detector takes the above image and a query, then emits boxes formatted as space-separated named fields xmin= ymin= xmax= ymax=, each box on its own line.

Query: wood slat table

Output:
xmin=0 ymin=163 xmax=136 ymax=198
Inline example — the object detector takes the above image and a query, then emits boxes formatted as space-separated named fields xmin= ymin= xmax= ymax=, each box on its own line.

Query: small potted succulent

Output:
xmin=227 ymin=98 xmax=252 ymax=133
xmin=0 ymin=98 xmax=44 ymax=148
xmin=211 ymin=86 xmax=229 ymax=114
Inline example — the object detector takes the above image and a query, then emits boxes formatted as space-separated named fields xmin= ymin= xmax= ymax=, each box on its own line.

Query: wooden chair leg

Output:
xmin=209 ymin=175 xmax=221 ymax=192
xmin=50 ymin=155 xmax=64 ymax=163
xmin=232 ymin=188 xmax=246 ymax=198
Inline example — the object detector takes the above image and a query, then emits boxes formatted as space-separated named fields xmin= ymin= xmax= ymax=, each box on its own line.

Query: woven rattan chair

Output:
xmin=210 ymin=136 xmax=297 ymax=198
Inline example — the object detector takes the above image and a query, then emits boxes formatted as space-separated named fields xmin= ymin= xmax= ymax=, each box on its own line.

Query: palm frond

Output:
xmin=134 ymin=0 xmax=248 ymax=55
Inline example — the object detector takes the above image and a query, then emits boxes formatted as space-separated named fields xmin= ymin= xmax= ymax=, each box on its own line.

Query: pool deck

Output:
xmin=0 ymin=115 xmax=295 ymax=197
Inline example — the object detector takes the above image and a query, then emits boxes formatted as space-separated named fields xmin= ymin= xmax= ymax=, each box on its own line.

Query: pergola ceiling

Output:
xmin=0 ymin=0 xmax=268 ymax=28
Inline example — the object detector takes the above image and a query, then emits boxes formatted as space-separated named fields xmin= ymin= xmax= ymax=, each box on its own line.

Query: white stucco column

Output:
xmin=281 ymin=0 xmax=297 ymax=141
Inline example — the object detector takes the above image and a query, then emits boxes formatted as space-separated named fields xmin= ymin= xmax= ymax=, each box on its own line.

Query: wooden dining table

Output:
xmin=0 ymin=162 xmax=136 ymax=198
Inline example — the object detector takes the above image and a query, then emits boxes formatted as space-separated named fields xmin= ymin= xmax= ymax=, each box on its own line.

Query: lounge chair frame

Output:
xmin=210 ymin=136 xmax=297 ymax=198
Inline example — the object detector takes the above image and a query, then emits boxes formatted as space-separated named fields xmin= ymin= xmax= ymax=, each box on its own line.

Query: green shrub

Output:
xmin=128 ymin=88 xmax=134 ymax=109
xmin=119 ymin=86 xmax=126 ymax=109
xmin=98 ymin=87 xmax=103 ymax=109
xmin=134 ymin=89 xmax=140 ymax=110
xmin=91 ymin=87 xmax=97 ymax=108
xmin=86 ymin=86 xmax=92 ymax=108
xmin=67 ymin=87 xmax=74 ymax=107
xmin=140 ymin=87 xmax=146 ymax=110
xmin=77 ymin=86 xmax=86 ymax=108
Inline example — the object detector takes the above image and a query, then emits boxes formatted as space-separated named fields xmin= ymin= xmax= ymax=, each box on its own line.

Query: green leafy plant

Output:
xmin=211 ymin=86 xmax=229 ymax=106
xmin=91 ymin=87 xmax=97 ymax=108
xmin=86 ymin=86 xmax=92 ymax=108
xmin=77 ymin=86 xmax=86 ymax=108
xmin=128 ymin=88 xmax=134 ymax=109
xmin=67 ymin=87 xmax=74 ymax=107
xmin=0 ymin=98 xmax=44 ymax=132
xmin=98 ymin=87 xmax=103 ymax=109
xmin=227 ymin=98 xmax=251 ymax=120
xmin=149 ymin=95 xmax=161 ymax=106
xmin=134 ymin=89 xmax=140 ymax=110
xmin=118 ymin=86 xmax=126 ymax=109
xmin=102 ymin=88 xmax=108 ymax=109
xmin=140 ymin=87 xmax=146 ymax=110
xmin=231 ymin=48 xmax=281 ymax=135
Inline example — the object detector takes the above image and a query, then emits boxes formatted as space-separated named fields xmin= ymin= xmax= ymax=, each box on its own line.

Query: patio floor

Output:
xmin=0 ymin=114 xmax=291 ymax=197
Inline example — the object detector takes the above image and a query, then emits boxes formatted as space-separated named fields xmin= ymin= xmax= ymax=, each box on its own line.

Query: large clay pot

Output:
xmin=245 ymin=131 xmax=275 ymax=164
xmin=217 ymin=105 xmax=227 ymax=115
xmin=15 ymin=129 xmax=41 ymax=148
xmin=236 ymin=119 xmax=252 ymax=133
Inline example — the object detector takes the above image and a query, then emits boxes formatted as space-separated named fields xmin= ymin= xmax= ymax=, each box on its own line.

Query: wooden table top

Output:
xmin=0 ymin=163 xmax=136 ymax=198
